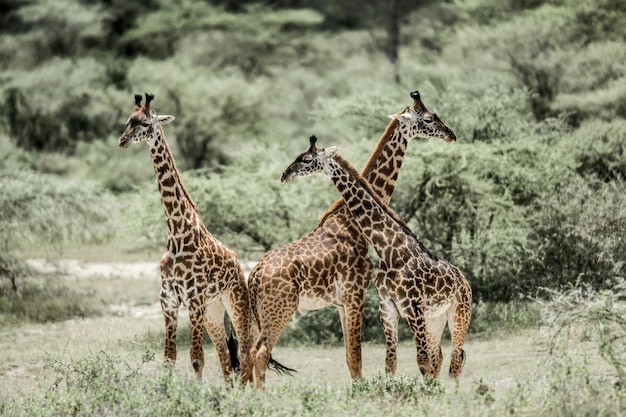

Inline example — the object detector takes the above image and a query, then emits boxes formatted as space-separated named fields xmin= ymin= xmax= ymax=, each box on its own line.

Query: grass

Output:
xmin=1 ymin=262 xmax=624 ymax=416
xmin=1 ymin=326 xmax=623 ymax=416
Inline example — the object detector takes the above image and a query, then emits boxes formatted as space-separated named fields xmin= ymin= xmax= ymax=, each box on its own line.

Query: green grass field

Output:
xmin=1 ymin=260 xmax=623 ymax=416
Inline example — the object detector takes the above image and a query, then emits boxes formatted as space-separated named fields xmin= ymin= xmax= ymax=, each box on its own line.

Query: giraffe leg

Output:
xmin=339 ymin=291 xmax=366 ymax=379
xmin=160 ymin=285 xmax=179 ymax=369
xmin=251 ymin=331 xmax=270 ymax=390
xmin=250 ymin=284 xmax=298 ymax=390
xmin=448 ymin=295 xmax=472 ymax=382
xmin=378 ymin=297 xmax=400 ymax=375
xmin=425 ymin=314 xmax=447 ymax=378
xmin=405 ymin=311 xmax=435 ymax=379
xmin=204 ymin=302 xmax=232 ymax=383
xmin=189 ymin=304 xmax=207 ymax=381
xmin=225 ymin=280 xmax=253 ymax=386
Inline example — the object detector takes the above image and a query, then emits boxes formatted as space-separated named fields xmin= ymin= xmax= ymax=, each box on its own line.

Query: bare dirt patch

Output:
xmin=26 ymin=258 xmax=158 ymax=281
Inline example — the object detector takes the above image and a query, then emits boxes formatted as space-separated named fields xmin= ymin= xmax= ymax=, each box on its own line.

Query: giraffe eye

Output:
xmin=141 ymin=122 xmax=150 ymax=128
xmin=302 ymin=155 xmax=313 ymax=163
xmin=424 ymin=114 xmax=434 ymax=124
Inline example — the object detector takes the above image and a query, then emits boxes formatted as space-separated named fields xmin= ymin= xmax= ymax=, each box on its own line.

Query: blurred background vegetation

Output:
xmin=1 ymin=0 xmax=625 ymax=342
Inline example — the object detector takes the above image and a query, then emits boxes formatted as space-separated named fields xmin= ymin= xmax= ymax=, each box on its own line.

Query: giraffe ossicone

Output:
xmin=281 ymin=135 xmax=472 ymax=384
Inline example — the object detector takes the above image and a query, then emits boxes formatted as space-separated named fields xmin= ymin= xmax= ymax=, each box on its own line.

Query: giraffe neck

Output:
xmin=326 ymin=154 xmax=415 ymax=259
xmin=319 ymin=119 xmax=408 ymax=222
xmin=148 ymin=127 xmax=200 ymax=237
xmin=360 ymin=118 xmax=408 ymax=205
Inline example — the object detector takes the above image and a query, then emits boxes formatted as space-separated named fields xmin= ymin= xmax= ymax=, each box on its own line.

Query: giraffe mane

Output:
xmin=317 ymin=115 xmax=400 ymax=225
xmin=331 ymin=153 xmax=438 ymax=260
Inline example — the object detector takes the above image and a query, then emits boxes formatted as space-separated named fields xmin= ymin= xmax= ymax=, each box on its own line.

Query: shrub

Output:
xmin=0 ymin=275 xmax=100 ymax=326
xmin=571 ymin=120 xmax=626 ymax=182
xmin=0 ymin=58 xmax=123 ymax=152
xmin=0 ymin=152 xmax=117 ymax=303
xmin=391 ymin=140 xmax=546 ymax=301
xmin=541 ymin=280 xmax=626 ymax=386
xmin=568 ymin=0 xmax=626 ymax=44
xmin=187 ymin=159 xmax=334 ymax=258
xmin=351 ymin=373 xmax=444 ymax=400
xmin=504 ymin=24 xmax=566 ymax=120
xmin=0 ymin=0 xmax=106 ymax=65
xmin=468 ymin=300 xmax=541 ymax=335
xmin=447 ymin=86 xmax=533 ymax=143
xmin=522 ymin=177 xmax=626 ymax=293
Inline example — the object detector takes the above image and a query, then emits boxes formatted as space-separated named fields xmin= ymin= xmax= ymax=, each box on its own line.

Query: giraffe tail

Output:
xmin=227 ymin=329 xmax=297 ymax=376
xmin=268 ymin=355 xmax=297 ymax=376
xmin=227 ymin=328 xmax=241 ymax=374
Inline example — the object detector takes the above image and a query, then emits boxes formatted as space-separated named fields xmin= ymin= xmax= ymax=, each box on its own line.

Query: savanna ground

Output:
xmin=1 ymin=255 xmax=624 ymax=416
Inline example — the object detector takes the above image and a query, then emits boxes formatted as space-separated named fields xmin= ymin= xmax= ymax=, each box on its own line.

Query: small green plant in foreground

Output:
xmin=351 ymin=373 xmax=444 ymax=401
xmin=2 ymin=324 xmax=625 ymax=417
xmin=0 ymin=341 xmax=446 ymax=417
xmin=541 ymin=279 xmax=626 ymax=385
xmin=0 ymin=275 xmax=100 ymax=327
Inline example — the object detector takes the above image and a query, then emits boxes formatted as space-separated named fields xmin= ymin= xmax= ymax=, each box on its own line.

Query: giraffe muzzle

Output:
xmin=118 ymin=135 xmax=132 ymax=148
xmin=280 ymin=171 xmax=294 ymax=183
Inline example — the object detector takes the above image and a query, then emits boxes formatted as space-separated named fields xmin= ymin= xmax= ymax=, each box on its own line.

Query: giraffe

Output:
xmin=118 ymin=93 xmax=252 ymax=385
xmin=248 ymin=91 xmax=456 ymax=389
xmin=281 ymin=135 xmax=472 ymax=384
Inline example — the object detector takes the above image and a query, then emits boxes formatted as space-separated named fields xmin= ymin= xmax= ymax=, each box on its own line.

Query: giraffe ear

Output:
xmin=390 ymin=111 xmax=412 ymax=121
xmin=156 ymin=115 xmax=175 ymax=125
xmin=322 ymin=146 xmax=338 ymax=157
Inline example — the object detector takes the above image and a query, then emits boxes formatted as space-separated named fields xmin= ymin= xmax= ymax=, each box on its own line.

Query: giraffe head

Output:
xmin=390 ymin=90 xmax=456 ymax=142
xmin=118 ymin=93 xmax=175 ymax=148
xmin=281 ymin=135 xmax=337 ymax=183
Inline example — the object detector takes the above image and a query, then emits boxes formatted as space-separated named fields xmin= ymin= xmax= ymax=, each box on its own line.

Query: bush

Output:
xmin=541 ymin=280 xmax=626 ymax=386
xmin=468 ymin=300 xmax=541 ymax=335
xmin=188 ymin=158 xmax=335 ymax=258
xmin=351 ymin=373 xmax=444 ymax=400
xmin=391 ymin=139 xmax=547 ymax=301
xmin=522 ymin=177 xmax=626 ymax=292
xmin=501 ymin=11 xmax=568 ymax=120
xmin=0 ymin=341 xmax=449 ymax=417
xmin=568 ymin=0 xmax=626 ymax=44
xmin=571 ymin=120 xmax=626 ymax=182
xmin=0 ymin=58 xmax=124 ymax=152
xmin=0 ymin=275 xmax=100 ymax=326
xmin=0 ymin=154 xmax=117 ymax=302
xmin=0 ymin=0 xmax=106 ymax=65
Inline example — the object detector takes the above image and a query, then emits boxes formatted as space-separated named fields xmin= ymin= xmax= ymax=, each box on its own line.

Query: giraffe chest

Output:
xmin=160 ymin=265 xmax=234 ymax=307
xmin=159 ymin=240 xmax=237 ymax=306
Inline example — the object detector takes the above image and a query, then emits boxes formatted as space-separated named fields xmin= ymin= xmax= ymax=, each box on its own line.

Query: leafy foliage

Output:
xmin=351 ymin=373 xmax=444 ymax=400
xmin=541 ymin=280 xmax=626 ymax=388
xmin=0 ymin=58 xmax=125 ymax=152
xmin=0 ymin=141 xmax=117 ymax=297
xmin=0 ymin=275 xmax=100 ymax=326
xmin=522 ymin=178 xmax=626 ymax=292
